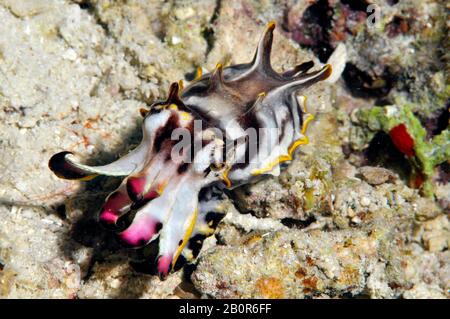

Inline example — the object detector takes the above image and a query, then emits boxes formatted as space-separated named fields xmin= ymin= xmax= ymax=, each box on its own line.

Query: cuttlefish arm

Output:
xmin=48 ymin=110 xmax=174 ymax=180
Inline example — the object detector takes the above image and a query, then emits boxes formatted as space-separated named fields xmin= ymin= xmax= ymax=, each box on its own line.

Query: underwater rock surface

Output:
xmin=0 ymin=0 xmax=448 ymax=298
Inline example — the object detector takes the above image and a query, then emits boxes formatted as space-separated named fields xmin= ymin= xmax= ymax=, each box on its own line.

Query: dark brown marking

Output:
xmin=154 ymin=112 xmax=180 ymax=152
xmin=205 ymin=212 xmax=226 ymax=229
xmin=188 ymin=234 xmax=207 ymax=258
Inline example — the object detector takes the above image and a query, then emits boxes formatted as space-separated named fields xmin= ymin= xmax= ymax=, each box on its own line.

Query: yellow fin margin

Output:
xmin=251 ymin=113 xmax=314 ymax=176
xmin=172 ymin=207 xmax=199 ymax=270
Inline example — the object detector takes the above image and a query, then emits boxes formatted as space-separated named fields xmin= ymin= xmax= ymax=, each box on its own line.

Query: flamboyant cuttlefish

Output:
xmin=49 ymin=22 xmax=332 ymax=279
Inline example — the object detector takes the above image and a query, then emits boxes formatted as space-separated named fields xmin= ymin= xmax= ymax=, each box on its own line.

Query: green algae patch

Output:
xmin=356 ymin=104 xmax=449 ymax=197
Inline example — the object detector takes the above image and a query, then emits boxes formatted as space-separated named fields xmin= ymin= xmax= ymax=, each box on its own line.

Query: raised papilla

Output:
xmin=49 ymin=22 xmax=332 ymax=279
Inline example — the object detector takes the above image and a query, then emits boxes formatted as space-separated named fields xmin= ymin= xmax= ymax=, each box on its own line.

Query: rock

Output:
xmin=359 ymin=166 xmax=397 ymax=185
xmin=192 ymin=228 xmax=382 ymax=298
xmin=403 ymin=283 xmax=447 ymax=299
xmin=1 ymin=0 xmax=53 ymax=18
xmin=420 ymin=215 xmax=450 ymax=252
xmin=77 ymin=257 xmax=182 ymax=299
xmin=193 ymin=203 xmax=449 ymax=299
